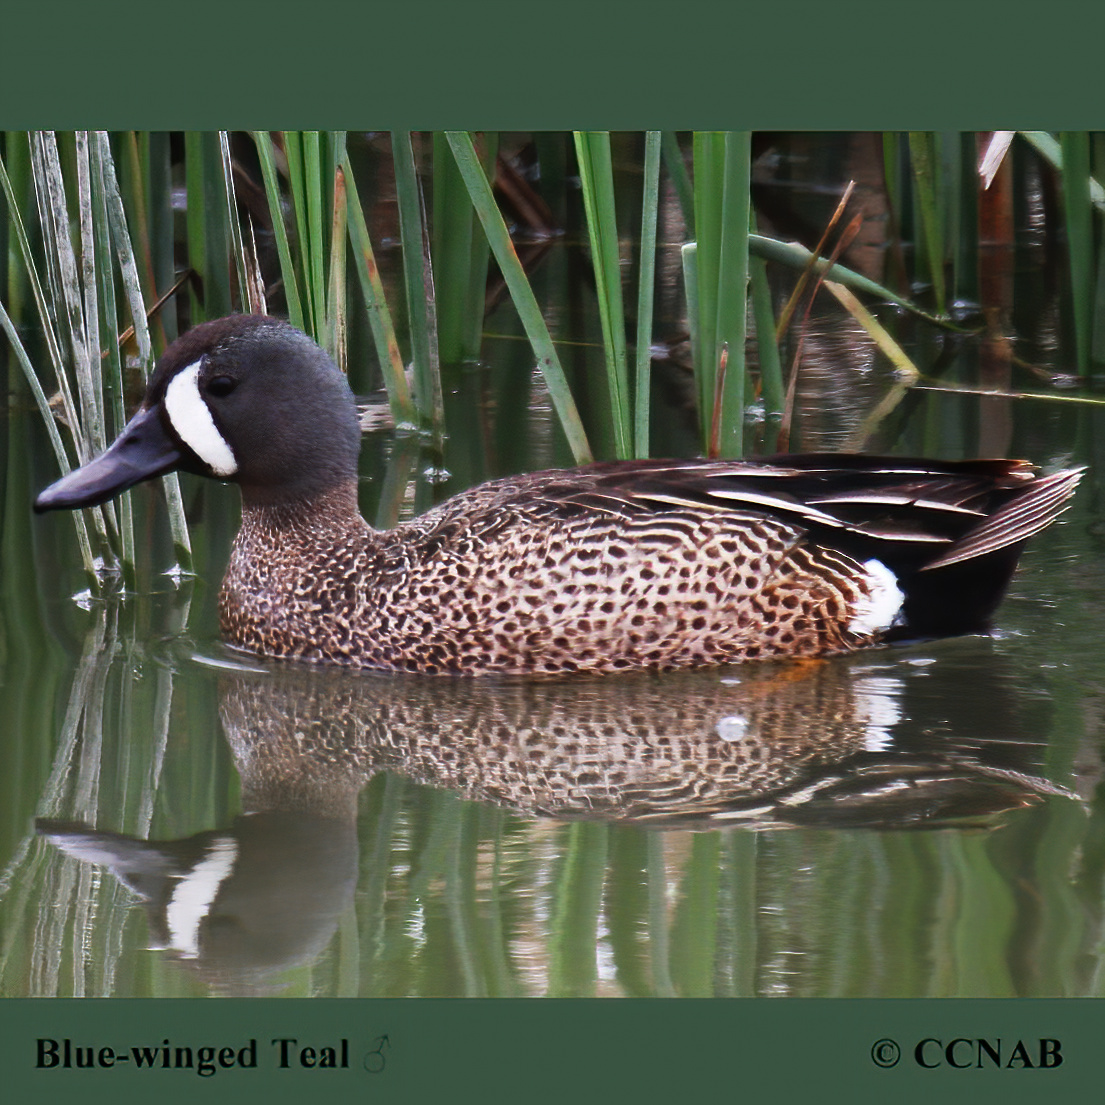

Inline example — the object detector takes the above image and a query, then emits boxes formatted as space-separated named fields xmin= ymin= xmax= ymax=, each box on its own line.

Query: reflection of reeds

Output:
xmin=0 ymin=583 xmax=258 ymax=997
xmin=5 ymin=597 xmax=1101 ymax=998
xmin=207 ymin=654 xmax=1082 ymax=998
xmin=0 ymin=601 xmax=170 ymax=996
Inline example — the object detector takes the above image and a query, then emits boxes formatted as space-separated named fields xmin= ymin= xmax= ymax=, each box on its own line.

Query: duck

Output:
xmin=34 ymin=314 xmax=1084 ymax=676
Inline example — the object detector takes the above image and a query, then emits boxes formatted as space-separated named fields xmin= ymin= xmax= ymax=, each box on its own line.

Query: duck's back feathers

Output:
xmin=215 ymin=454 xmax=1081 ymax=674
xmin=395 ymin=455 xmax=1082 ymax=663
xmin=432 ymin=454 xmax=1075 ymax=568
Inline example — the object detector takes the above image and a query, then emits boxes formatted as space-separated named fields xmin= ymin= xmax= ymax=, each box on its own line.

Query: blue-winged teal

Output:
xmin=35 ymin=315 xmax=1083 ymax=675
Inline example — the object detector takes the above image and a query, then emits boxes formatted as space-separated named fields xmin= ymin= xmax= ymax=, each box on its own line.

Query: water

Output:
xmin=1 ymin=134 xmax=1104 ymax=998
xmin=3 ymin=383 xmax=1100 ymax=998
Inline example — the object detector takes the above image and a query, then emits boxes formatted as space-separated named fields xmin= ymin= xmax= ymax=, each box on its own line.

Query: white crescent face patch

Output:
xmin=163 ymin=360 xmax=238 ymax=477
xmin=164 ymin=836 xmax=239 ymax=958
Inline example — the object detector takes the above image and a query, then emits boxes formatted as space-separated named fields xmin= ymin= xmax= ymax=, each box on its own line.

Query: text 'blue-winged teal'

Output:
xmin=35 ymin=315 xmax=1084 ymax=676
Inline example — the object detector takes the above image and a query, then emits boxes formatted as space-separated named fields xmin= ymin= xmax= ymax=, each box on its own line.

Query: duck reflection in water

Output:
xmin=37 ymin=646 xmax=1074 ymax=994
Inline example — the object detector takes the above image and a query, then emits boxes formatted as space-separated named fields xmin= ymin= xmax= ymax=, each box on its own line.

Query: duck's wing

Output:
xmin=575 ymin=455 xmax=1083 ymax=568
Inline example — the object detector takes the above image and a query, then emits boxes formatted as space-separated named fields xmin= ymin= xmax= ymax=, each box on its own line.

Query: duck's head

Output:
xmin=34 ymin=315 xmax=361 ymax=512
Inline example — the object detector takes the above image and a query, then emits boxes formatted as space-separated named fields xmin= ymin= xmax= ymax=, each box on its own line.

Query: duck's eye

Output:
xmin=206 ymin=375 xmax=238 ymax=398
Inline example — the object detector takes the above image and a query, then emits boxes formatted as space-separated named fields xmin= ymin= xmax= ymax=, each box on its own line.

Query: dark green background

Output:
xmin=3 ymin=1 xmax=1103 ymax=128
xmin=2 ymin=0 xmax=1102 ymax=1099
xmin=4 ymin=998 xmax=1103 ymax=1102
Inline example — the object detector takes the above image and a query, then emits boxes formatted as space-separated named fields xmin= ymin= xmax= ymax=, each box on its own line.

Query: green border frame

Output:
xmin=3 ymin=0 xmax=1103 ymax=1100
xmin=4 ymin=1 xmax=1104 ymax=128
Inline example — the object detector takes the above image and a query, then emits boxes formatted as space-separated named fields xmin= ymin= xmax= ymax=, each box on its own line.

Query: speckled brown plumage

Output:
xmin=220 ymin=482 xmax=860 ymax=674
xmin=34 ymin=316 xmax=1084 ymax=676
xmin=218 ymin=458 xmax=1082 ymax=675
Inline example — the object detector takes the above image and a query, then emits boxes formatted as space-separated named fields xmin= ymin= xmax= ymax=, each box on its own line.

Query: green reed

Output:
xmin=1060 ymin=132 xmax=1094 ymax=374
xmin=686 ymin=132 xmax=752 ymax=458
xmin=341 ymin=150 xmax=416 ymax=427
xmin=907 ymin=132 xmax=949 ymax=316
xmin=633 ymin=131 xmax=662 ymax=458
xmin=446 ymin=130 xmax=593 ymax=464
xmin=0 ymin=132 xmax=193 ymax=587
xmin=253 ymin=130 xmax=305 ymax=331
xmin=4 ymin=128 xmax=1105 ymax=581
xmin=749 ymin=239 xmax=784 ymax=452
xmin=432 ymin=131 xmax=495 ymax=369
xmin=393 ymin=131 xmax=445 ymax=438
xmin=691 ymin=132 xmax=725 ymax=447
xmin=574 ymin=131 xmax=632 ymax=459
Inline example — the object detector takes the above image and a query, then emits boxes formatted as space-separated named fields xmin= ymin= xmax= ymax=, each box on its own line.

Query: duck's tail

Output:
xmin=885 ymin=466 xmax=1084 ymax=641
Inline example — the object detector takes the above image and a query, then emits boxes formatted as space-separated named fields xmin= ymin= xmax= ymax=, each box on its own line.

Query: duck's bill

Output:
xmin=34 ymin=405 xmax=185 ymax=513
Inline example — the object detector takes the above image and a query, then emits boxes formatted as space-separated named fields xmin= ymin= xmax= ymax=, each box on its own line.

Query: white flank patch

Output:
xmin=848 ymin=558 xmax=904 ymax=638
xmin=165 ymin=836 xmax=238 ymax=958
xmin=163 ymin=360 xmax=238 ymax=476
